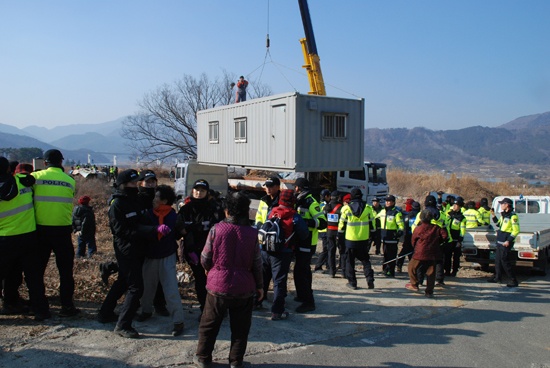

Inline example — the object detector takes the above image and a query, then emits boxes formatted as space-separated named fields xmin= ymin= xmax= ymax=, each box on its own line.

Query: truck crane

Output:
xmin=297 ymin=0 xmax=388 ymax=200
xmin=298 ymin=0 xmax=326 ymax=96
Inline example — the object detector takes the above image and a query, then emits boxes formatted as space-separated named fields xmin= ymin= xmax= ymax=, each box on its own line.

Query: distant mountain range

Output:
xmin=0 ymin=117 xmax=129 ymax=165
xmin=1 ymin=112 xmax=550 ymax=169
xmin=364 ymin=111 xmax=550 ymax=171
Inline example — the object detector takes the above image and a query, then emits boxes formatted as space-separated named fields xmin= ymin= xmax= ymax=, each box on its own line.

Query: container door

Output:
xmin=270 ymin=104 xmax=287 ymax=167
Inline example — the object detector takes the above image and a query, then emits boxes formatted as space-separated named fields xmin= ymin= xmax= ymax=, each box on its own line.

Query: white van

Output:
xmin=174 ymin=160 xmax=228 ymax=209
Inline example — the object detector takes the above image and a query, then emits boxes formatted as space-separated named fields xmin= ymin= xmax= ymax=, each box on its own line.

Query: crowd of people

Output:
xmin=0 ymin=153 xmax=522 ymax=368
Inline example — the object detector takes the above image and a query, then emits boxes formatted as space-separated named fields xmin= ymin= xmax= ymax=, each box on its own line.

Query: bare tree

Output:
xmin=123 ymin=71 xmax=272 ymax=163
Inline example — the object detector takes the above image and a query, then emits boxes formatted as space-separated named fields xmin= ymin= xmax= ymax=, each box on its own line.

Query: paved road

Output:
xmin=244 ymin=274 xmax=550 ymax=368
xmin=1 ymin=259 xmax=548 ymax=368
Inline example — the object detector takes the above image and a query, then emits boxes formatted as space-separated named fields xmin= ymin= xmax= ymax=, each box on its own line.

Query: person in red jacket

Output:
xmin=235 ymin=76 xmax=249 ymax=103
xmin=406 ymin=209 xmax=448 ymax=297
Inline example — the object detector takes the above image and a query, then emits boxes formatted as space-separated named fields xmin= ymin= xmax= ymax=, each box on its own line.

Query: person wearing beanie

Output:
xmin=338 ymin=188 xmax=376 ymax=290
xmin=396 ymin=201 xmax=421 ymax=273
xmin=323 ymin=191 xmax=344 ymax=278
xmin=413 ymin=194 xmax=451 ymax=286
xmin=406 ymin=209 xmax=449 ymax=298
xmin=175 ymin=179 xmax=224 ymax=317
xmin=259 ymin=189 xmax=308 ymax=320
xmin=293 ymin=177 xmax=327 ymax=313
xmin=445 ymin=197 xmax=466 ymax=277
xmin=31 ymin=149 xmax=80 ymax=319
xmin=72 ymin=195 xmax=97 ymax=258
xmin=478 ymin=197 xmax=491 ymax=226
xmin=376 ymin=195 xmax=405 ymax=278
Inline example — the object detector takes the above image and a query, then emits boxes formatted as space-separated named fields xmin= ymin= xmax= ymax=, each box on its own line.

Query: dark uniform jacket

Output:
xmin=108 ymin=189 xmax=155 ymax=260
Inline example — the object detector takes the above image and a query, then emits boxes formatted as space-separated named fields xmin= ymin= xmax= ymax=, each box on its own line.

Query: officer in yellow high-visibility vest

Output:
xmin=32 ymin=149 xmax=79 ymax=319
xmin=0 ymin=157 xmax=39 ymax=315
xmin=293 ymin=178 xmax=327 ymax=314
xmin=488 ymin=198 xmax=520 ymax=287
xmin=376 ymin=195 xmax=405 ymax=277
xmin=338 ymin=188 xmax=376 ymax=290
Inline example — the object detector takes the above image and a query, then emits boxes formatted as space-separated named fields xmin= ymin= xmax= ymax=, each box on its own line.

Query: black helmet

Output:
xmin=454 ymin=196 xmax=465 ymax=207
xmin=320 ymin=189 xmax=331 ymax=198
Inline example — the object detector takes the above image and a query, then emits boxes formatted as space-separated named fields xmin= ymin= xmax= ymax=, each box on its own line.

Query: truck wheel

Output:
xmin=480 ymin=263 xmax=490 ymax=272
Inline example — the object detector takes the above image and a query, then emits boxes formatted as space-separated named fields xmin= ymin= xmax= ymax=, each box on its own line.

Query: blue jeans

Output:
xmin=261 ymin=251 xmax=292 ymax=314
xmin=77 ymin=235 xmax=96 ymax=257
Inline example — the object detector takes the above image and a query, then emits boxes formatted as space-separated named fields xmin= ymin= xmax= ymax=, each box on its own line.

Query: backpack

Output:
xmin=258 ymin=215 xmax=294 ymax=252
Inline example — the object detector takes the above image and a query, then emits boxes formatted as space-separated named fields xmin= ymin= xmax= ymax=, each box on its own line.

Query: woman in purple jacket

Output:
xmin=194 ymin=192 xmax=263 ymax=368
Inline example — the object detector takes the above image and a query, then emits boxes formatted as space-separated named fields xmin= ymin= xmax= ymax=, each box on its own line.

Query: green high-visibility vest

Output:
xmin=32 ymin=167 xmax=75 ymax=226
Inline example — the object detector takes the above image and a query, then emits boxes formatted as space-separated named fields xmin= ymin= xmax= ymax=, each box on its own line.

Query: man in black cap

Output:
xmin=98 ymin=169 xmax=160 ymax=338
xmin=488 ymin=198 xmax=520 ymax=287
xmin=175 ymin=179 xmax=224 ymax=317
xmin=376 ymin=195 xmax=404 ymax=277
xmin=255 ymin=177 xmax=281 ymax=229
xmin=31 ymin=149 xmax=79 ymax=319
xmin=293 ymin=177 xmax=327 ymax=313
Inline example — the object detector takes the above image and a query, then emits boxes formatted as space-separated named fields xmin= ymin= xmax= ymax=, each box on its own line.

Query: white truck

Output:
xmin=461 ymin=195 xmax=550 ymax=275
xmin=173 ymin=159 xmax=389 ymax=210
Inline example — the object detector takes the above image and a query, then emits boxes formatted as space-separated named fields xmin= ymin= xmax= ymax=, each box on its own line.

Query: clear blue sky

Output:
xmin=1 ymin=0 xmax=549 ymax=130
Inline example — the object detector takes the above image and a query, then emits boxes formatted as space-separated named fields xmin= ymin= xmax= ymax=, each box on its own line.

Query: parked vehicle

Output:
xmin=461 ymin=196 xmax=550 ymax=275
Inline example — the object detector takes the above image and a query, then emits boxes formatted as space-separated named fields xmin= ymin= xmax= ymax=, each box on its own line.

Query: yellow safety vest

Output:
xmin=32 ymin=167 xmax=75 ymax=226
xmin=338 ymin=202 xmax=374 ymax=241
xmin=0 ymin=175 xmax=36 ymax=236
xmin=297 ymin=193 xmax=326 ymax=246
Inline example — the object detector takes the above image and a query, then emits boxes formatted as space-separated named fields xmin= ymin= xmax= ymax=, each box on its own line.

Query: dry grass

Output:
xmin=388 ymin=168 xmax=548 ymax=206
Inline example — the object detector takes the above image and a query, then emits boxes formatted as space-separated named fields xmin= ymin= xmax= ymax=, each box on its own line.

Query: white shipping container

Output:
xmin=197 ymin=92 xmax=364 ymax=172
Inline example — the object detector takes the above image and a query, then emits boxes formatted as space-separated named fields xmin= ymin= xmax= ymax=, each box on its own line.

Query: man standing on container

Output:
xmin=32 ymin=149 xmax=79 ymax=318
xmin=235 ymin=76 xmax=249 ymax=103
xmin=293 ymin=178 xmax=327 ymax=313
xmin=488 ymin=198 xmax=520 ymax=287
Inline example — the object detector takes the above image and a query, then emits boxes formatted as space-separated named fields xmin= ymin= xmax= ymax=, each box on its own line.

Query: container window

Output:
xmin=234 ymin=118 xmax=247 ymax=143
xmin=209 ymin=121 xmax=219 ymax=144
xmin=322 ymin=113 xmax=347 ymax=139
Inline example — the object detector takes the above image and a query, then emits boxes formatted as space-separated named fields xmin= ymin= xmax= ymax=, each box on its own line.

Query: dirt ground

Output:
xmin=0 ymin=240 xmax=520 ymax=368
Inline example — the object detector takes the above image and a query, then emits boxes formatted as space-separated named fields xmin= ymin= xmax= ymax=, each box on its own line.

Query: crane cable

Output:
xmin=247 ymin=0 xmax=359 ymax=98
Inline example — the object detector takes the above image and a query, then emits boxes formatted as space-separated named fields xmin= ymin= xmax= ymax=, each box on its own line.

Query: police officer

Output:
xmin=488 ymin=198 xmax=520 ymax=287
xmin=396 ymin=201 xmax=420 ymax=273
xmin=445 ymin=197 xmax=466 ymax=277
xmin=314 ymin=189 xmax=331 ymax=272
xmin=371 ymin=197 xmax=383 ymax=255
xmin=478 ymin=198 xmax=492 ymax=226
xmin=255 ymin=177 xmax=281 ymax=228
xmin=32 ymin=149 xmax=79 ymax=318
xmin=338 ymin=188 xmax=375 ymax=289
xmin=0 ymin=157 xmax=39 ymax=316
xmin=324 ymin=191 xmax=343 ymax=278
xmin=376 ymin=195 xmax=404 ymax=277
xmin=293 ymin=178 xmax=327 ymax=313
xmin=464 ymin=201 xmax=482 ymax=228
